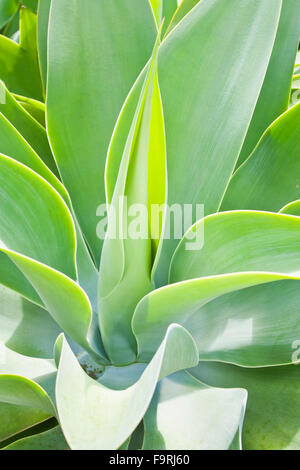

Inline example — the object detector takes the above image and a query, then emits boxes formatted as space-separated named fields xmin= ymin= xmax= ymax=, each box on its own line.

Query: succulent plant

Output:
xmin=1 ymin=0 xmax=300 ymax=450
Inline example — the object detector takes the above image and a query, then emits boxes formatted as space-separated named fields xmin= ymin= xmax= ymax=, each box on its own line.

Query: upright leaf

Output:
xmin=99 ymin=34 xmax=167 ymax=364
xmin=0 ymin=7 xmax=43 ymax=100
xmin=37 ymin=0 xmax=51 ymax=92
xmin=0 ymin=81 xmax=58 ymax=175
xmin=47 ymin=0 xmax=156 ymax=264
xmin=105 ymin=0 xmax=282 ymax=285
xmin=221 ymin=103 xmax=300 ymax=212
xmin=237 ymin=0 xmax=300 ymax=166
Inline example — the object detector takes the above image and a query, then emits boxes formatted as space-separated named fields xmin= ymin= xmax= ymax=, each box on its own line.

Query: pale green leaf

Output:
xmin=236 ymin=0 xmax=300 ymax=166
xmin=191 ymin=362 xmax=300 ymax=450
xmin=0 ymin=7 xmax=43 ymax=100
xmin=222 ymin=103 xmax=300 ymax=211
xmin=143 ymin=371 xmax=247 ymax=450
xmin=56 ymin=325 xmax=198 ymax=450
xmin=47 ymin=0 xmax=156 ymax=264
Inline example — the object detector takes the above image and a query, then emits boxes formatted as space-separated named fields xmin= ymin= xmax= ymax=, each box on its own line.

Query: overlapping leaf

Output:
xmin=236 ymin=0 xmax=300 ymax=166
xmin=222 ymin=103 xmax=300 ymax=211
xmin=0 ymin=7 xmax=43 ymax=100
xmin=191 ymin=362 xmax=300 ymax=450
xmin=134 ymin=211 xmax=300 ymax=366
xmin=47 ymin=0 xmax=156 ymax=264
xmin=99 ymin=32 xmax=166 ymax=364
xmin=56 ymin=325 xmax=198 ymax=450
xmin=143 ymin=371 xmax=247 ymax=450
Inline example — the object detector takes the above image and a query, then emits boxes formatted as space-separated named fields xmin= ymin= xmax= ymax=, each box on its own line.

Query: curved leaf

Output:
xmin=56 ymin=325 xmax=198 ymax=450
xmin=0 ymin=154 xmax=76 ymax=278
xmin=280 ymin=199 xmax=300 ymax=216
xmin=0 ymin=345 xmax=56 ymax=443
xmin=0 ymin=284 xmax=61 ymax=359
xmin=0 ymin=81 xmax=58 ymax=175
xmin=0 ymin=154 xmax=105 ymax=360
xmin=13 ymin=93 xmax=45 ymax=127
xmin=222 ymin=103 xmax=300 ymax=211
xmin=0 ymin=7 xmax=43 ymax=100
xmin=236 ymin=0 xmax=300 ymax=166
xmin=191 ymin=362 xmax=300 ymax=450
xmin=99 ymin=33 xmax=166 ymax=364
xmin=47 ymin=0 xmax=156 ymax=264
xmin=0 ymin=0 xmax=19 ymax=30
xmin=164 ymin=0 xmax=200 ymax=36
xmin=143 ymin=371 xmax=247 ymax=450
xmin=153 ymin=0 xmax=282 ymax=284
xmin=170 ymin=211 xmax=300 ymax=282
xmin=3 ymin=425 xmax=69 ymax=450
xmin=134 ymin=211 xmax=300 ymax=365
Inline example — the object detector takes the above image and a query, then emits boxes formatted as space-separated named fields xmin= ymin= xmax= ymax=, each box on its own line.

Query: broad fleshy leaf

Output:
xmin=105 ymin=0 xmax=282 ymax=285
xmin=0 ymin=345 xmax=56 ymax=443
xmin=0 ymin=7 xmax=43 ymax=100
xmin=134 ymin=211 xmax=300 ymax=365
xmin=236 ymin=0 xmax=300 ymax=166
xmin=56 ymin=325 xmax=198 ymax=450
xmin=99 ymin=32 xmax=166 ymax=364
xmin=0 ymin=284 xmax=61 ymax=358
xmin=191 ymin=362 xmax=300 ymax=450
xmin=47 ymin=0 xmax=156 ymax=264
xmin=13 ymin=93 xmax=45 ymax=127
xmin=221 ymin=103 xmax=300 ymax=211
xmin=0 ymin=0 xmax=19 ymax=30
xmin=0 ymin=81 xmax=58 ymax=174
xmin=143 ymin=371 xmax=247 ymax=450
xmin=3 ymin=425 xmax=69 ymax=450
xmin=0 ymin=154 xmax=105 ymax=360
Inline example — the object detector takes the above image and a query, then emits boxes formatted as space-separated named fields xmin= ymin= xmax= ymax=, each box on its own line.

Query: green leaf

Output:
xmin=134 ymin=211 xmax=300 ymax=365
xmin=0 ymin=154 xmax=76 ymax=279
xmin=22 ymin=0 xmax=38 ymax=12
xmin=0 ymin=7 xmax=43 ymax=100
xmin=3 ymin=425 xmax=69 ymax=450
xmin=0 ymin=154 xmax=105 ymax=359
xmin=13 ymin=93 xmax=45 ymax=127
xmin=280 ymin=199 xmax=300 ymax=216
xmin=0 ymin=284 xmax=61 ymax=359
xmin=0 ymin=345 xmax=56 ymax=443
xmin=236 ymin=0 xmax=300 ymax=166
xmin=143 ymin=371 xmax=247 ymax=450
xmin=170 ymin=211 xmax=300 ymax=283
xmin=108 ymin=0 xmax=282 ymax=286
xmin=191 ymin=362 xmax=300 ymax=450
xmin=0 ymin=93 xmax=66 ymax=200
xmin=149 ymin=0 xmax=177 ymax=32
xmin=56 ymin=325 xmax=198 ymax=450
xmin=47 ymin=0 xmax=156 ymax=264
xmin=0 ymin=251 xmax=41 ymax=305
xmin=154 ymin=0 xmax=282 ymax=284
xmin=222 ymin=103 xmax=300 ymax=212
xmin=99 ymin=32 xmax=166 ymax=364
xmin=0 ymin=0 xmax=19 ymax=30
xmin=37 ymin=0 xmax=51 ymax=93
xmin=164 ymin=0 xmax=200 ymax=36
xmin=0 ymin=81 xmax=58 ymax=175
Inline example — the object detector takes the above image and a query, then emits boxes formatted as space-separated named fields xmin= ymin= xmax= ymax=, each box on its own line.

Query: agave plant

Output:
xmin=1 ymin=0 xmax=300 ymax=451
